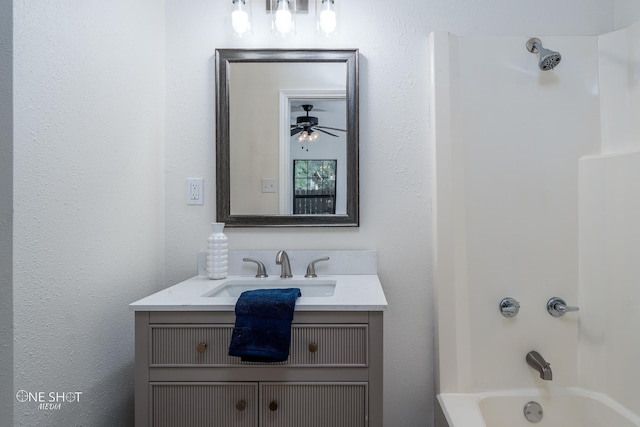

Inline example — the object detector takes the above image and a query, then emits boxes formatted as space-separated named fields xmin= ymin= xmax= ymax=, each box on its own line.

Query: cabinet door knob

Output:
xmin=308 ymin=342 xmax=318 ymax=353
xmin=196 ymin=343 xmax=207 ymax=353
xmin=236 ymin=400 xmax=246 ymax=411
xmin=269 ymin=400 xmax=279 ymax=411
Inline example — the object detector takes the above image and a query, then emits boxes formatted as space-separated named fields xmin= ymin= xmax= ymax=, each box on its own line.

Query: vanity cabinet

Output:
xmin=135 ymin=311 xmax=383 ymax=427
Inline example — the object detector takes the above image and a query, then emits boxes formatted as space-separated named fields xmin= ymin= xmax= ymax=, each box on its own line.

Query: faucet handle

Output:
xmin=305 ymin=257 xmax=330 ymax=278
xmin=242 ymin=258 xmax=268 ymax=278
xmin=547 ymin=297 xmax=579 ymax=317
xmin=499 ymin=297 xmax=520 ymax=318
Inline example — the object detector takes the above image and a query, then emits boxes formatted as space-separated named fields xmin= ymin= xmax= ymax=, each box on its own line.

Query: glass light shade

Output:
xmin=317 ymin=0 xmax=339 ymax=36
xmin=272 ymin=0 xmax=295 ymax=36
xmin=297 ymin=130 xmax=320 ymax=143
xmin=231 ymin=0 xmax=252 ymax=37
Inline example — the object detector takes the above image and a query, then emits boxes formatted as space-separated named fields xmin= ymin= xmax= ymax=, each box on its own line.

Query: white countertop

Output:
xmin=130 ymin=274 xmax=388 ymax=312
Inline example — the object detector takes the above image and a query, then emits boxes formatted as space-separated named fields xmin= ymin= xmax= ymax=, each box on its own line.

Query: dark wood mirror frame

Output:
xmin=215 ymin=48 xmax=359 ymax=227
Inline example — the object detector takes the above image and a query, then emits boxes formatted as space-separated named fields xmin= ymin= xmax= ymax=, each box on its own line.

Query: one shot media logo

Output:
xmin=16 ymin=390 xmax=83 ymax=410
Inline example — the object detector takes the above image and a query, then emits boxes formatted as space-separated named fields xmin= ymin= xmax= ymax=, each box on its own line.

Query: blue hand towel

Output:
xmin=228 ymin=288 xmax=301 ymax=363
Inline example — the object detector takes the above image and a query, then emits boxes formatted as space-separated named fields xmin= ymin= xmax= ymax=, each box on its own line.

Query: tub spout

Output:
xmin=526 ymin=351 xmax=553 ymax=380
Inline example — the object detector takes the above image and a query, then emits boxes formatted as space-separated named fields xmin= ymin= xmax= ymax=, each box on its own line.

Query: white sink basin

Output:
xmin=202 ymin=279 xmax=337 ymax=298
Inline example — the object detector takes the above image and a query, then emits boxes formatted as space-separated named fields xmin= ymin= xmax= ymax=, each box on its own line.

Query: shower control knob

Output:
xmin=499 ymin=297 xmax=520 ymax=318
xmin=547 ymin=297 xmax=579 ymax=317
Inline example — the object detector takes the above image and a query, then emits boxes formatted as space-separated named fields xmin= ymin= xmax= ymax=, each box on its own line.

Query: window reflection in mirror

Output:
xmin=293 ymin=159 xmax=337 ymax=214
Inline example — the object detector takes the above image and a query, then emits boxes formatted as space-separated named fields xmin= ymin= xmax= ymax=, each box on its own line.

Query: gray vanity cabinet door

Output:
xmin=150 ymin=382 xmax=258 ymax=427
xmin=260 ymin=382 xmax=368 ymax=427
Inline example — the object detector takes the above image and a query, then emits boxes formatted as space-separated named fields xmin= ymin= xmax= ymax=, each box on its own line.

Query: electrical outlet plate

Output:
xmin=187 ymin=178 xmax=204 ymax=205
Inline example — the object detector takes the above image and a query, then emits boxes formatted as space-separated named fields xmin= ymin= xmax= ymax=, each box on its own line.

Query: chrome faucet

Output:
xmin=526 ymin=351 xmax=552 ymax=380
xmin=275 ymin=250 xmax=292 ymax=278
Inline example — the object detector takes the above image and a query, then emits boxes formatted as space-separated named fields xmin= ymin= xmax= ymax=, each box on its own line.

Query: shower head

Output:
xmin=526 ymin=37 xmax=561 ymax=71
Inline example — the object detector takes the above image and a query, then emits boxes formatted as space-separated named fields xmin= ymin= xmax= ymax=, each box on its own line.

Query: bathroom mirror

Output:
xmin=215 ymin=49 xmax=359 ymax=227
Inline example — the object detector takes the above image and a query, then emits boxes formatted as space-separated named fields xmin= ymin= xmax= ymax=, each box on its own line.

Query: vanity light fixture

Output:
xmin=263 ymin=0 xmax=338 ymax=37
xmin=229 ymin=0 xmax=340 ymax=38
xmin=317 ymin=0 xmax=338 ymax=36
xmin=231 ymin=0 xmax=252 ymax=37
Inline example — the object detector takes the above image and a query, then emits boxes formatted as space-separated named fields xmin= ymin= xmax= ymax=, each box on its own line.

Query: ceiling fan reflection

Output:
xmin=290 ymin=104 xmax=346 ymax=140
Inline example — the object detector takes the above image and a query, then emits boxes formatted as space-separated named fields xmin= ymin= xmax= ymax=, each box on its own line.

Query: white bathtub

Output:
xmin=437 ymin=388 xmax=640 ymax=427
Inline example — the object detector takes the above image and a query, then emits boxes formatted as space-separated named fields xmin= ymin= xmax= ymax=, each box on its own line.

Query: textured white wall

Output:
xmin=0 ymin=0 xmax=13 ymax=424
xmin=12 ymin=1 xmax=165 ymax=425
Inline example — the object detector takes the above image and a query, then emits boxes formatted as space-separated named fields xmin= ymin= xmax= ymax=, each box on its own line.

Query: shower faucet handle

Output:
xmin=499 ymin=297 xmax=520 ymax=318
xmin=547 ymin=297 xmax=579 ymax=317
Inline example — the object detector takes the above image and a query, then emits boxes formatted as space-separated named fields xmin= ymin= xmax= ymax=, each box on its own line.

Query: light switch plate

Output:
xmin=262 ymin=178 xmax=277 ymax=193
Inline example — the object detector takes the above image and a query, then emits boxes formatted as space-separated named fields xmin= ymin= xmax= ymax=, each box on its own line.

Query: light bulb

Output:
xmin=231 ymin=0 xmax=251 ymax=37
xmin=319 ymin=1 xmax=336 ymax=34
xmin=274 ymin=0 xmax=293 ymax=35
xmin=232 ymin=11 xmax=250 ymax=35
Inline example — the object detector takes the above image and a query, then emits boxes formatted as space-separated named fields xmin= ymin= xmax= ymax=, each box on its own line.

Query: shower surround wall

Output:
xmin=579 ymin=21 xmax=640 ymax=416
xmin=433 ymin=22 xmax=640 ymax=420
xmin=432 ymin=25 xmax=640 ymax=417
xmin=432 ymin=32 xmax=601 ymax=393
